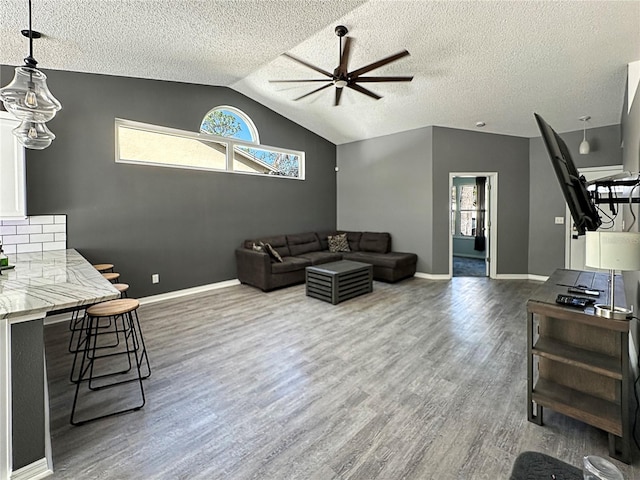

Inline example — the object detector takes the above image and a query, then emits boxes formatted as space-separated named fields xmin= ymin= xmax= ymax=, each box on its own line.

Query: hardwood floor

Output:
xmin=43 ymin=277 xmax=640 ymax=479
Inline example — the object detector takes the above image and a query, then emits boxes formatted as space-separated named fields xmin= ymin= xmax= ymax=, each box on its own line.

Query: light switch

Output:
xmin=555 ymin=217 xmax=564 ymax=225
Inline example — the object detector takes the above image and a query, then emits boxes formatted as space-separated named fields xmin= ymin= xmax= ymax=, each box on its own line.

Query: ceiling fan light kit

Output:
xmin=0 ymin=0 xmax=61 ymax=149
xmin=270 ymin=25 xmax=413 ymax=106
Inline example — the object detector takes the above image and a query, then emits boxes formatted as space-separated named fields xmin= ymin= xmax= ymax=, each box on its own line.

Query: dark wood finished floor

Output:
xmin=43 ymin=277 xmax=640 ymax=479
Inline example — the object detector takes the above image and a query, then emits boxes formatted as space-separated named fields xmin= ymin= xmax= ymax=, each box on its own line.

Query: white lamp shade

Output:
xmin=579 ymin=140 xmax=590 ymax=155
xmin=0 ymin=66 xmax=61 ymax=123
xmin=585 ymin=231 xmax=640 ymax=271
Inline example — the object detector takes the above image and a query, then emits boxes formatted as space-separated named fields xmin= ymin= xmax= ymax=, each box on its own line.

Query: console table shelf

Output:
xmin=526 ymin=268 xmax=631 ymax=464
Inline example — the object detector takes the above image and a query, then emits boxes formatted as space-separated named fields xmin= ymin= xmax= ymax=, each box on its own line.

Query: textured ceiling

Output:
xmin=1 ymin=0 xmax=639 ymax=145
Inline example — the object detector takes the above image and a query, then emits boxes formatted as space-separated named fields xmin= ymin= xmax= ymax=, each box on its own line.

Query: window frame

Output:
xmin=200 ymin=105 xmax=260 ymax=144
xmin=115 ymin=118 xmax=305 ymax=180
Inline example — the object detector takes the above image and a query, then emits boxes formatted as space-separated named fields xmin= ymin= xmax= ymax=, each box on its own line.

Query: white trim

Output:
xmin=0 ymin=319 xmax=10 ymax=480
xmin=448 ymin=172 xmax=498 ymax=279
xmin=10 ymin=458 xmax=51 ymax=480
xmin=138 ymin=279 xmax=241 ymax=306
xmin=42 ymin=353 xmax=52 ymax=477
xmin=115 ymin=118 xmax=304 ymax=180
xmin=494 ymin=273 xmax=546 ymax=281
xmin=414 ymin=272 xmax=450 ymax=280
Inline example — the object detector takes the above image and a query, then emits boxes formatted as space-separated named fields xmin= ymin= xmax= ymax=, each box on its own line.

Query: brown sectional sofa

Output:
xmin=235 ymin=230 xmax=417 ymax=292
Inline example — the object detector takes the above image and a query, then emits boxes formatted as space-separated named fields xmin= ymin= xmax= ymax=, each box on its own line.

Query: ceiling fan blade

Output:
xmin=282 ymin=53 xmax=333 ymax=78
xmin=335 ymin=87 xmax=343 ymax=106
xmin=294 ymin=83 xmax=333 ymax=101
xmin=355 ymin=76 xmax=414 ymax=82
xmin=338 ymin=36 xmax=352 ymax=76
xmin=269 ymin=79 xmax=330 ymax=83
xmin=346 ymin=83 xmax=381 ymax=100
xmin=349 ymin=50 xmax=411 ymax=79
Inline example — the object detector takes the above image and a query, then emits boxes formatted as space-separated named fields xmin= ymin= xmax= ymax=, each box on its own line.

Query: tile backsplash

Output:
xmin=0 ymin=215 xmax=67 ymax=254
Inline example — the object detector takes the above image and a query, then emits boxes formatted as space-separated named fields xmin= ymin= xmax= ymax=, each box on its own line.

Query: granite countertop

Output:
xmin=0 ymin=249 xmax=120 ymax=321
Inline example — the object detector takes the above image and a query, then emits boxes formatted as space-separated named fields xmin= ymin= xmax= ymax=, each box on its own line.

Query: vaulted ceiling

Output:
xmin=1 ymin=0 xmax=639 ymax=144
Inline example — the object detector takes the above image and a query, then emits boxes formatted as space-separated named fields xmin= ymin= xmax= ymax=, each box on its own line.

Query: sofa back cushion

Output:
xmin=245 ymin=235 xmax=291 ymax=257
xmin=338 ymin=231 xmax=362 ymax=251
xmin=287 ymin=232 xmax=322 ymax=256
xmin=315 ymin=230 xmax=338 ymax=251
xmin=359 ymin=232 xmax=391 ymax=253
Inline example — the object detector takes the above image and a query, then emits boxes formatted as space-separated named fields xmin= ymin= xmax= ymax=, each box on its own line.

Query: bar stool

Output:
xmin=113 ymin=283 xmax=129 ymax=298
xmin=102 ymin=272 xmax=120 ymax=282
xmin=70 ymin=298 xmax=150 ymax=425
xmin=92 ymin=263 xmax=114 ymax=273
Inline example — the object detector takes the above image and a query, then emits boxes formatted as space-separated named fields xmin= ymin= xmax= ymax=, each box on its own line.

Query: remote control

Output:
xmin=556 ymin=294 xmax=591 ymax=308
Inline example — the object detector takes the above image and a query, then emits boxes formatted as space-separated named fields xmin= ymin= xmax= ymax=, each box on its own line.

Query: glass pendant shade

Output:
xmin=579 ymin=139 xmax=590 ymax=154
xmin=0 ymin=66 xmax=61 ymax=123
xmin=12 ymin=120 xmax=55 ymax=150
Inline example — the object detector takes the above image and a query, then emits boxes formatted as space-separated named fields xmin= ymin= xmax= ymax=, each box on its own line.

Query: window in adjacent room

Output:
xmin=451 ymin=182 xmax=477 ymax=236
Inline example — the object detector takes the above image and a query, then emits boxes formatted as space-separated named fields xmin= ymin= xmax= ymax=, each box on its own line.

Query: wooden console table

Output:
xmin=527 ymin=269 xmax=632 ymax=463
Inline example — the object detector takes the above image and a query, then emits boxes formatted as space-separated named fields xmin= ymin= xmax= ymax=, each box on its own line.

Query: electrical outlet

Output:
xmin=554 ymin=217 xmax=564 ymax=225
xmin=152 ymin=273 xmax=159 ymax=284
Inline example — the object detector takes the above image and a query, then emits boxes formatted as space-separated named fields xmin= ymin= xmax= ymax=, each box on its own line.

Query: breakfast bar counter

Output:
xmin=0 ymin=249 xmax=120 ymax=480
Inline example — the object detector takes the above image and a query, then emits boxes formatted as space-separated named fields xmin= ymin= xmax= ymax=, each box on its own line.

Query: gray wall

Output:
xmin=337 ymin=125 xmax=529 ymax=276
xmin=11 ymin=320 xmax=45 ymax=470
xmin=528 ymin=124 xmax=623 ymax=276
xmin=336 ymin=127 xmax=434 ymax=273
xmin=432 ymin=127 xmax=530 ymax=275
xmin=0 ymin=66 xmax=337 ymax=298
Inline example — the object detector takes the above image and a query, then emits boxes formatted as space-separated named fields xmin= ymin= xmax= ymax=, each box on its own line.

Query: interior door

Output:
xmin=567 ymin=166 xmax=624 ymax=270
xmin=484 ymin=177 xmax=491 ymax=276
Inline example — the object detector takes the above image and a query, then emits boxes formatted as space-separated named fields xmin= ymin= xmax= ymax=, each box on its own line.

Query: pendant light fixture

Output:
xmin=579 ymin=115 xmax=590 ymax=155
xmin=0 ymin=0 xmax=61 ymax=149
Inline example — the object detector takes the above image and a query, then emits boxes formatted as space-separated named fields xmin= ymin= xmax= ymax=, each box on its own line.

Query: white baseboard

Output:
xmin=527 ymin=274 xmax=549 ymax=282
xmin=138 ymin=279 xmax=240 ymax=306
xmin=494 ymin=273 xmax=548 ymax=281
xmin=414 ymin=272 xmax=450 ymax=280
xmin=11 ymin=458 xmax=52 ymax=480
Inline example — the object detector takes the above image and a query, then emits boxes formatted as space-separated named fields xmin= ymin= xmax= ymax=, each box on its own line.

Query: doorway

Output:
xmin=449 ymin=173 xmax=498 ymax=278
xmin=565 ymin=165 xmax=624 ymax=270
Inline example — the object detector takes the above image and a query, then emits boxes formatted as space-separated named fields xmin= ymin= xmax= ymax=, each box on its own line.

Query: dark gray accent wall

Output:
xmin=0 ymin=66 xmax=337 ymax=298
xmin=11 ymin=320 xmax=45 ymax=470
xmin=336 ymin=127 xmax=434 ymax=272
xmin=432 ymin=127 xmax=530 ymax=275
xmin=528 ymin=124 xmax=622 ymax=276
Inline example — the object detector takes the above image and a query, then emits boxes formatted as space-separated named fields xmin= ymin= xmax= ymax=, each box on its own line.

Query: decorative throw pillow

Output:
xmin=260 ymin=241 xmax=283 ymax=262
xmin=328 ymin=233 xmax=350 ymax=253
xmin=252 ymin=243 xmax=263 ymax=252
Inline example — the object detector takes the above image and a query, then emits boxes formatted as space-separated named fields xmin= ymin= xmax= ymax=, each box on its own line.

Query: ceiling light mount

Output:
xmin=335 ymin=25 xmax=348 ymax=37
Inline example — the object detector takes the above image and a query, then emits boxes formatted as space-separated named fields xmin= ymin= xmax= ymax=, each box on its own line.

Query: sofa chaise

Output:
xmin=235 ymin=231 xmax=417 ymax=292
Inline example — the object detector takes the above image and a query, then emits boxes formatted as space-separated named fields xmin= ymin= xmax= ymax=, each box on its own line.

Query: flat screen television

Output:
xmin=534 ymin=113 xmax=601 ymax=235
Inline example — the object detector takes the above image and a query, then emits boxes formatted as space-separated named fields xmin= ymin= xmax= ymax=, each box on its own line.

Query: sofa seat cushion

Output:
xmin=287 ymin=232 xmax=322 ymax=256
xmin=342 ymin=251 xmax=417 ymax=269
xmin=359 ymin=232 xmax=391 ymax=253
xmin=297 ymin=251 xmax=343 ymax=265
xmin=271 ymin=256 xmax=312 ymax=274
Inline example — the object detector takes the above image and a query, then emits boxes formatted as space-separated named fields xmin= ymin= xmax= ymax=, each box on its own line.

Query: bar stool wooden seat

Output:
xmin=113 ymin=283 xmax=129 ymax=297
xmin=92 ymin=263 xmax=114 ymax=273
xmin=102 ymin=272 xmax=120 ymax=282
xmin=70 ymin=298 xmax=150 ymax=425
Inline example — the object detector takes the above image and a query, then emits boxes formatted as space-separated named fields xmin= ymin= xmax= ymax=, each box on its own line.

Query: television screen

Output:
xmin=534 ymin=113 xmax=601 ymax=235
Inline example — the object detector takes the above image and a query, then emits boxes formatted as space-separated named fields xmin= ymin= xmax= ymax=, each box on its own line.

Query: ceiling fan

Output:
xmin=270 ymin=25 xmax=413 ymax=106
